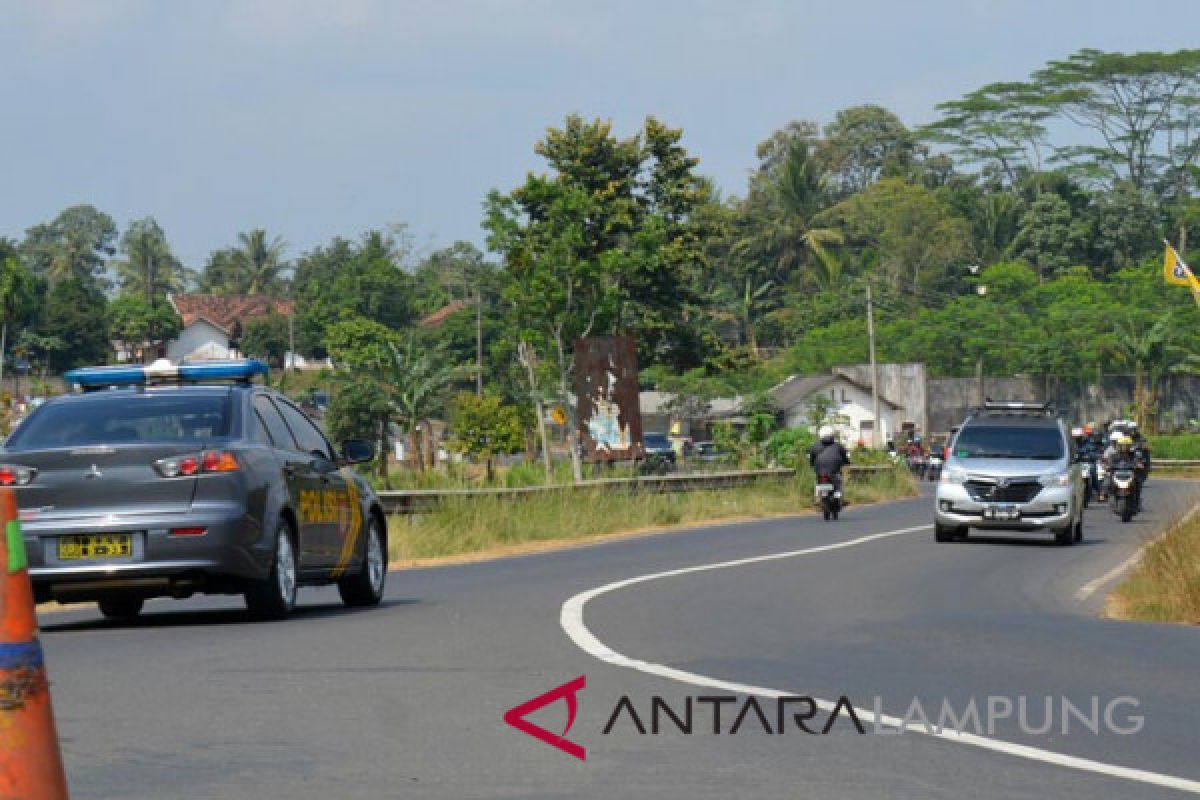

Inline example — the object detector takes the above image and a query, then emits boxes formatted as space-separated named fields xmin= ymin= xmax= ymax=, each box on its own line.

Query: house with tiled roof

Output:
xmin=166 ymin=294 xmax=293 ymax=362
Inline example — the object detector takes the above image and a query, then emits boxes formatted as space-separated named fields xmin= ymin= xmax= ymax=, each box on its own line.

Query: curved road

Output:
xmin=38 ymin=481 xmax=1200 ymax=799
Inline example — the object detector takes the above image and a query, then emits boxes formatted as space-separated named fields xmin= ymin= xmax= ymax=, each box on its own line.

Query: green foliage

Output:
xmin=324 ymin=316 xmax=399 ymax=369
xmin=201 ymin=229 xmax=288 ymax=295
xmin=240 ymin=311 xmax=291 ymax=367
xmin=20 ymin=205 xmax=116 ymax=291
xmin=1146 ymin=434 xmax=1200 ymax=459
xmin=765 ymin=427 xmax=814 ymax=469
xmin=114 ymin=217 xmax=188 ymax=301
xmin=36 ymin=278 xmax=109 ymax=371
xmin=448 ymin=393 xmax=525 ymax=463
xmin=108 ymin=293 xmax=182 ymax=359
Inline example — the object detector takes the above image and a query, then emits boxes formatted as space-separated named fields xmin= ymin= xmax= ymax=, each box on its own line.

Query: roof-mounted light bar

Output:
xmin=65 ymin=359 xmax=269 ymax=390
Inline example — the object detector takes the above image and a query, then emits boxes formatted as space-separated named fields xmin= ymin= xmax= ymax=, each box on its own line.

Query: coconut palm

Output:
xmin=114 ymin=217 xmax=189 ymax=303
xmin=229 ymin=230 xmax=288 ymax=295
xmin=1111 ymin=314 xmax=1179 ymax=429
xmin=736 ymin=142 xmax=842 ymax=291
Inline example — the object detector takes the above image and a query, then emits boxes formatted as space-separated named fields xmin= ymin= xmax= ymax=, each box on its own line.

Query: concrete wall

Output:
xmin=926 ymin=373 xmax=1200 ymax=433
xmin=835 ymin=363 xmax=928 ymax=435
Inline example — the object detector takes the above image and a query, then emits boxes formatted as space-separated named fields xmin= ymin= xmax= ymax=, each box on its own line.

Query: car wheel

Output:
xmin=338 ymin=515 xmax=387 ymax=608
xmin=245 ymin=521 xmax=298 ymax=620
xmin=1074 ymin=513 xmax=1084 ymax=543
xmin=1054 ymin=523 xmax=1075 ymax=546
xmin=98 ymin=595 xmax=144 ymax=620
xmin=934 ymin=523 xmax=961 ymax=542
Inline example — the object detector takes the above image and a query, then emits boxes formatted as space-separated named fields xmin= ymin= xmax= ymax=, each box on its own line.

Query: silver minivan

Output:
xmin=933 ymin=402 xmax=1085 ymax=545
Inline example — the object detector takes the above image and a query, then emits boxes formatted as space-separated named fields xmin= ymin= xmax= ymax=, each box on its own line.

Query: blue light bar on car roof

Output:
xmin=65 ymin=359 xmax=268 ymax=389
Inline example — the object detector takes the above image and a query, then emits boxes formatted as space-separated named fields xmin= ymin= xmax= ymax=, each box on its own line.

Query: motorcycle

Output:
xmin=1094 ymin=461 xmax=1108 ymax=501
xmin=815 ymin=474 xmax=841 ymax=521
xmin=926 ymin=454 xmax=943 ymax=482
xmin=1110 ymin=468 xmax=1138 ymax=523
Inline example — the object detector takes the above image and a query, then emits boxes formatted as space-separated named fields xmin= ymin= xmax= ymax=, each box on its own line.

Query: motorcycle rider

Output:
xmin=1107 ymin=434 xmax=1144 ymax=512
xmin=809 ymin=425 xmax=851 ymax=499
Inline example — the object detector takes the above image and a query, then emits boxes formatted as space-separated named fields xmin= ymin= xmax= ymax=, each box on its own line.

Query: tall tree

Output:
xmin=114 ymin=217 xmax=188 ymax=303
xmin=36 ymin=278 xmax=110 ymax=371
xmin=0 ymin=255 xmax=38 ymax=385
xmin=213 ymin=229 xmax=289 ymax=295
xmin=1035 ymin=48 xmax=1200 ymax=188
xmin=920 ymin=82 xmax=1052 ymax=186
xmin=820 ymin=105 xmax=924 ymax=197
xmin=20 ymin=205 xmax=117 ymax=290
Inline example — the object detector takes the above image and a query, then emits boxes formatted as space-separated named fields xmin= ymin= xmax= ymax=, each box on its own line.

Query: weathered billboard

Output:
xmin=574 ymin=335 xmax=644 ymax=462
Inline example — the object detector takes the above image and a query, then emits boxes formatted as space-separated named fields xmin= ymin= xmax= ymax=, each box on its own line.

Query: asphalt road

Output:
xmin=37 ymin=480 xmax=1200 ymax=800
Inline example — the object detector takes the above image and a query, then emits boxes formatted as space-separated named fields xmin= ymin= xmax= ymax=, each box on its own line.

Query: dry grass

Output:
xmin=1108 ymin=511 xmax=1200 ymax=624
xmin=387 ymin=466 xmax=918 ymax=562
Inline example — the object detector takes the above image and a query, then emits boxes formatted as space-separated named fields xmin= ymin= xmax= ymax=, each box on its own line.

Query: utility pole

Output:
xmin=475 ymin=285 xmax=483 ymax=395
xmin=976 ymin=356 xmax=984 ymax=407
xmin=866 ymin=281 xmax=881 ymax=448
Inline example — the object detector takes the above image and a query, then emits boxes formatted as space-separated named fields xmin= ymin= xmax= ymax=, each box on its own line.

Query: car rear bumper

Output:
xmin=25 ymin=505 xmax=269 ymax=600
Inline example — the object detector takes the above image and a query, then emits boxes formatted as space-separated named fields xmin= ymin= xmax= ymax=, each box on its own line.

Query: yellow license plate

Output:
xmin=58 ymin=534 xmax=133 ymax=560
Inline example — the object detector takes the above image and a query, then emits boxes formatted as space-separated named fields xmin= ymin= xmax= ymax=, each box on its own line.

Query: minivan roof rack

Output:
xmin=973 ymin=399 xmax=1057 ymax=416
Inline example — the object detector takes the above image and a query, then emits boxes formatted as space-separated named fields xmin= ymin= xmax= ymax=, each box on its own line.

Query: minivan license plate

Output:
xmin=984 ymin=505 xmax=1020 ymax=521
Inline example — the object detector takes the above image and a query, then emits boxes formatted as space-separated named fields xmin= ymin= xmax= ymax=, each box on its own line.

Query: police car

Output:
xmin=3 ymin=359 xmax=387 ymax=620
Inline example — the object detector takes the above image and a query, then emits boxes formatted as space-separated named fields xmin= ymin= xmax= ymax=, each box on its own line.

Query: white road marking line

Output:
xmin=561 ymin=523 xmax=1200 ymax=795
xmin=1075 ymin=501 xmax=1200 ymax=602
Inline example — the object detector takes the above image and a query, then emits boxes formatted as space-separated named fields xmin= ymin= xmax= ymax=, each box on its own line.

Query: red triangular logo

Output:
xmin=503 ymin=675 xmax=586 ymax=761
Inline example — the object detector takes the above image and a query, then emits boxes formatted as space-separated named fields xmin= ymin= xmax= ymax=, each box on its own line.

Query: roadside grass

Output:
xmin=386 ymin=466 xmax=919 ymax=562
xmin=1108 ymin=511 xmax=1200 ymax=624
xmin=1147 ymin=434 xmax=1200 ymax=460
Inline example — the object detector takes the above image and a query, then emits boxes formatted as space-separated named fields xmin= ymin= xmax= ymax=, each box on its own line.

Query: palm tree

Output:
xmin=1111 ymin=314 xmax=1178 ymax=430
xmin=382 ymin=336 xmax=469 ymax=479
xmin=114 ymin=217 xmax=188 ymax=304
xmin=736 ymin=142 xmax=842 ymax=299
xmin=230 ymin=230 xmax=288 ymax=295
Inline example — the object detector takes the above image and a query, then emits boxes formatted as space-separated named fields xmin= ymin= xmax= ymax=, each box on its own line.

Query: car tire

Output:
xmin=1073 ymin=513 xmax=1084 ymax=543
xmin=1054 ymin=523 xmax=1075 ymax=546
xmin=245 ymin=521 xmax=298 ymax=620
xmin=338 ymin=515 xmax=387 ymax=608
xmin=934 ymin=523 xmax=962 ymax=542
xmin=98 ymin=595 xmax=143 ymax=620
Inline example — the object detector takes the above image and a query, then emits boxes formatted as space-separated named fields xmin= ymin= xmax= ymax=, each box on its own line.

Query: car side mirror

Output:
xmin=340 ymin=438 xmax=375 ymax=465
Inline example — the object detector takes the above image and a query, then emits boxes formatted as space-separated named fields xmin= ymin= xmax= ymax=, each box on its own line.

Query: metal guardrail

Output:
xmin=378 ymin=465 xmax=894 ymax=515
xmin=1155 ymin=459 xmax=1200 ymax=468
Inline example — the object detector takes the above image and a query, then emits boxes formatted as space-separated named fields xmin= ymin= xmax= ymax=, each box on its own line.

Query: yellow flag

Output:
xmin=1164 ymin=241 xmax=1200 ymax=288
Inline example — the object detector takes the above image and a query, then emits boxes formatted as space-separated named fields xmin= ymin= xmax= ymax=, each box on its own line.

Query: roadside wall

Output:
xmin=926 ymin=374 xmax=1200 ymax=433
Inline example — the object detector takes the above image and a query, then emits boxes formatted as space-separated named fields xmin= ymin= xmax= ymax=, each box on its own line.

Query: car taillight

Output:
xmin=155 ymin=451 xmax=239 ymax=478
xmin=0 ymin=464 xmax=37 ymax=486
xmin=169 ymin=526 xmax=207 ymax=537
xmin=202 ymin=451 xmax=238 ymax=472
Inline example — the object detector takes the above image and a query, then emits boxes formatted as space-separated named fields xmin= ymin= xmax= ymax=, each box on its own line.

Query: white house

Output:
xmin=166 ymin=294 xmax=293 ymax=363
xmin=771 ymin=372 xmax=903 ymax=446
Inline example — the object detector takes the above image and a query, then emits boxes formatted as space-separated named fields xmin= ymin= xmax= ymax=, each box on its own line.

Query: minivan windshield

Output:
xmin=952 ymin=425 xmax=1064 ymax=460
xmin=7 ymin=393 xmax=231 ymax=450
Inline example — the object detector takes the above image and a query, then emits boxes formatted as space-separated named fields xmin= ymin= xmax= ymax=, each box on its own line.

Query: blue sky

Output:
xmin=2 ymin=0 xmax=1199 ymax=268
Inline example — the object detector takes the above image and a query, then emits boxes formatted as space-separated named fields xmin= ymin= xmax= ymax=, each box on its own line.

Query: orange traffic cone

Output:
xmin=0 ymin=487 xmax=69 ymax=799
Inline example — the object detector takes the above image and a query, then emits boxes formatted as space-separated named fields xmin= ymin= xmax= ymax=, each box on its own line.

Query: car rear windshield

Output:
xmin=7 ymin=393 xmax=231 ymax=449
xmin=953 ymin=425 xmax=1064 ymax=460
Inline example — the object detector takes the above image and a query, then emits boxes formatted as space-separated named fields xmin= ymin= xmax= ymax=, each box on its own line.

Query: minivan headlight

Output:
xmin=1039 ymin=471 xmax=1070 ymax=487
xmin=940 ymin=467 xmax=966 ymax=485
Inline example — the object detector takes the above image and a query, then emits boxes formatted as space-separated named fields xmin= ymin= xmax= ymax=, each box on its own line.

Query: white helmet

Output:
xmin=818 ymin=425 xmax=835 ymax=441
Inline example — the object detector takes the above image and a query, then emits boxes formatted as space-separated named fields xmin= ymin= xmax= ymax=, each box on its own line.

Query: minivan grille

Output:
xmin=963 ymin=479 xmax=1042 ymax=503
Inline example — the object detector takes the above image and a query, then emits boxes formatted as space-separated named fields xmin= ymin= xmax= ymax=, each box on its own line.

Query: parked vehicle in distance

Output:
xmin=639 ymin=432 xmax=677 ymax=475
xmin=934 ymin=401 xmax=1085 ymax=546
